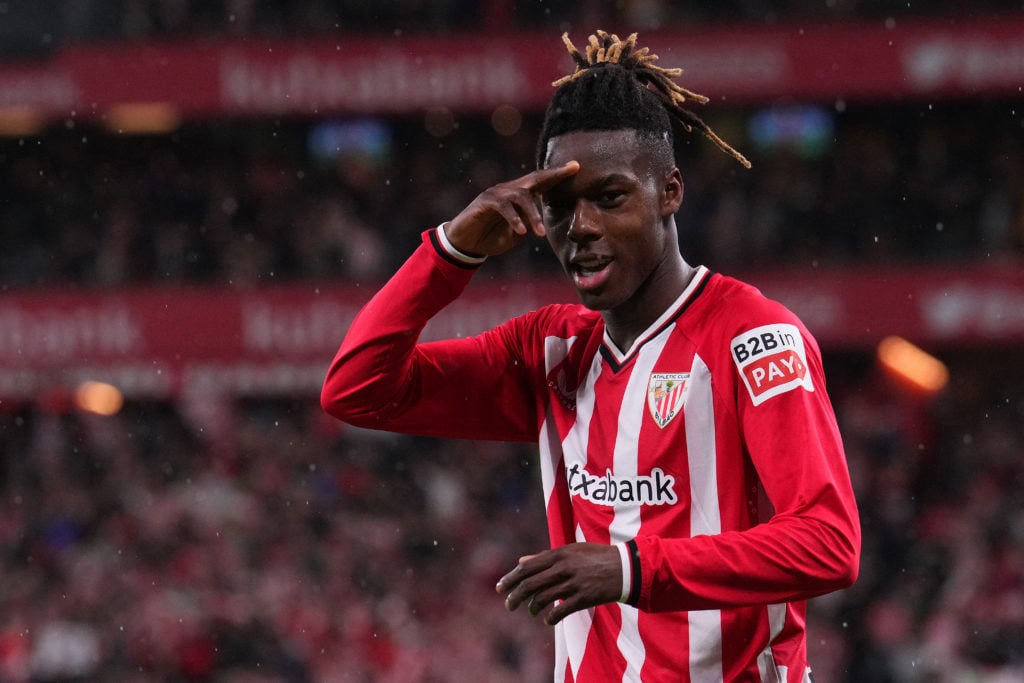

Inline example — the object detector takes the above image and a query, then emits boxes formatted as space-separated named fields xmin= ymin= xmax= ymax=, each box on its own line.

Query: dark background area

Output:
xmin=1 ymin=2 xmax=1022 ymax=681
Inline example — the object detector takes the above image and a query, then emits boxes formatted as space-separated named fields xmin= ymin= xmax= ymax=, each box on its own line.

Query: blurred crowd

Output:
xmin=2 ymin=2 xmax=1024 ymax=682
xmin=812 ymin=354 xmax=1024 ymax=681
xmin=1 ymin=352 xmax=1022 ymax=682
xmin=1 ymin=100 xmax=1022 ymax=290
xmin=0 ymin=396 xmax=555 ymax=682
xmin=29 ymin=0 xmax=1024 ymax=44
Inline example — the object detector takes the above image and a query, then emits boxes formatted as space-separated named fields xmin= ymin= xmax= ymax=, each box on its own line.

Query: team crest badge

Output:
xmin=647 ymin=373 xmax=689 ymax=428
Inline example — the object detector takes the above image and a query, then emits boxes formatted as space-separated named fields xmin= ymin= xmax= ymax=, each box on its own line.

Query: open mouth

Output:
xmin=570 ymin=259 xmax=613 ymax=290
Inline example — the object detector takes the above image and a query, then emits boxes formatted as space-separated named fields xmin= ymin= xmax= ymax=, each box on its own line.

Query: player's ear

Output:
xmin=660 ymin=168 xmax=684 ymax=216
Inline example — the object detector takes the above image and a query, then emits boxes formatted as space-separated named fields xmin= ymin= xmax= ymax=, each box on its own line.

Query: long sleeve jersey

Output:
xmin=322 ymin=229 xmax=861 ymax=682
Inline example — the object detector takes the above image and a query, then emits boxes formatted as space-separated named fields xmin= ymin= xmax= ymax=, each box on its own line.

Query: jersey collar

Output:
xmin=600 ymin=266 xmax=711 ymax=369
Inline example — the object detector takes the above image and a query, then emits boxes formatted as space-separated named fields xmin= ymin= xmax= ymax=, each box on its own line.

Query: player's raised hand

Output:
xmin=444 ymin=161 xmax=579 ymax=258
xmin=495 ymin=542 xmax=622 ymax=625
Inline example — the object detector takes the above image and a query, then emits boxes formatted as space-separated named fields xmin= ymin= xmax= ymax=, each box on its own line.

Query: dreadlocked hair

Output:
xmin=536 ymin=30 xmax=751 ymax=169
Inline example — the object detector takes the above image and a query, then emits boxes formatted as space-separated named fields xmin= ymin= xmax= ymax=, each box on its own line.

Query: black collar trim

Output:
xmin=600 ymin=267 xmax=712 ymax=373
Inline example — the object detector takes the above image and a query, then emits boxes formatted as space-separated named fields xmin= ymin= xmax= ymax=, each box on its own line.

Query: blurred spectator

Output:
xmin=2 ymin=4 xmax=1023 ymax=681
xmin=1 ymin=101 xmax=1021 ymax=289
xmin=2 ymin=351 xmax=1023 ymax=680
xmin=46 ymin=1 xmax=1024 ymax=42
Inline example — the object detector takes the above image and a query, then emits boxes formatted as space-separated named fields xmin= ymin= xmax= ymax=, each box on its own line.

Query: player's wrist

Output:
xmin=616 ymin=542 xmax=631 ymax=603
xmin=616 ymin=540 xmax=641 ymax=605
xmin=437 ymin=223 xmax=487 ymax=264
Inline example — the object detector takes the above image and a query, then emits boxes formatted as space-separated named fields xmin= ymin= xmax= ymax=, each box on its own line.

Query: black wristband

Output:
xmin=626 ymin=538 xmax=641 ymax=606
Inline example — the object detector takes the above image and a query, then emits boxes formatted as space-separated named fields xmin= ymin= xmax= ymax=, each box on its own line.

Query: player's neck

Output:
xmin=603 ymin=259 xmax=695 ymax=352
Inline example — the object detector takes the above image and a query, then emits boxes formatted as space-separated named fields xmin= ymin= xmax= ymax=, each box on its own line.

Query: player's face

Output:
xmin=542 ymin=130 xmax=685 ymax=316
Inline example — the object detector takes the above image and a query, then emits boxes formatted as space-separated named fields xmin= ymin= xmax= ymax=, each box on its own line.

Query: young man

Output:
xmin=322 ymin=31 xmax=860 ymax=683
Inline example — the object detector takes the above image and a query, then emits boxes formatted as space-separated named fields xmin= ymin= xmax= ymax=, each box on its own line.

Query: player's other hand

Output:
xmin=495 ymin=542 xmax=622 ymax=625
xmin=445 ymin=161 xmax=579 ymax=258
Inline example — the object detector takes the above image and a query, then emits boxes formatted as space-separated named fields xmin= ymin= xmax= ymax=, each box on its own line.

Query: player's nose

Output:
xmin=568 ymin=203 xmax=601 ymax=243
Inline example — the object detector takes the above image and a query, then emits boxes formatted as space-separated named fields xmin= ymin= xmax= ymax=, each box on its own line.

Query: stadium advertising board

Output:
xmin=1 ymin=17 xmax=1023 ymax=118
xmin=2 ymin=266 xmax=1023 ymax=398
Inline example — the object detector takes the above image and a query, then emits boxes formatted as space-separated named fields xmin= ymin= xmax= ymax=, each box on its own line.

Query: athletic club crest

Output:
xmin=647 ymin=373 xmax=690 ymax=428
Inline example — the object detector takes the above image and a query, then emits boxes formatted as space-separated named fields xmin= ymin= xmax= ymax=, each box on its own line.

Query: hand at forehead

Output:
xmin=513 ymin=161 xmax=580 ymax=193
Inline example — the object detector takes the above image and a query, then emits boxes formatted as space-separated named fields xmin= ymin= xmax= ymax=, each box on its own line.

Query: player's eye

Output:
xmin=597 ymin=190 xmax=626 ymax=206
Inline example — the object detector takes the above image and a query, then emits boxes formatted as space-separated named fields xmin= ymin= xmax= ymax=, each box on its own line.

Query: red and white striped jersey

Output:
xmin=322 ymin=230 xmax=860 ymax=682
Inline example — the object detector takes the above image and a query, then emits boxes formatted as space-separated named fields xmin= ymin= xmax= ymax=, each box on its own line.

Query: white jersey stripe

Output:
xmin=539 ymin=416 xmax=561 ymax=525
xmin=685 ymin=354 xmax=724 ymax=681
xmin=562 ymin=346 xmax=601 ymax=475
xmin=609 ymin=329 xmax=671 ymax=680
xmin=686 ymin=354 xmax=723 ymax=538
xmin=610 ymin=327 xmax=668 ymax=541
xmin=543 ymin=334 xmax=577 ymax=376
xmin=555 ymin=608 xmax=595 ymax=683
xmin=540 ymin=409 xmax=576 ymax=681
xmin=756 ymin=603 xmax=789 ymax=681
xmin=541 ymin=335 xmax=577 ymax=682
xmin=758 ymin=650 xmax=783 ymax=682
xmin=616 ymin=603 xmax=646 ymax=683
xmin=558 ymin=350 xmax=602 ymax=680
xmin=540 ymin=336 xmax=577 ymax=511
xmin=553 ymin=621 xmax=568 ymax=683
xmin=688 ymin=611 xmax=724 ymax=683
xmin=768 ymin=603 xmax=787 ymax=642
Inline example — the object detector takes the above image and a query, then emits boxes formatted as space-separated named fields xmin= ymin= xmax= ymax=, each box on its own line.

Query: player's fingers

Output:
xmin=496 ymin=552 xmax=550 ymax=595
xmin=513 ymin=161 xmax=580 ymax=193
xmin=503 ymin=577 xmax=538 ymax=612
xmin=496 ymin=566 xmax=521 ymax=596
xmin=543 ymin=584 xmax=599 ymax=625
xmin=545 ymin=597 xmax=577 ymax=626
xmin=504 ymin=563 xmax=570 ymax=612
xmin=497 ymin=559 xmax=537 ymax=596
xmin=506 ymin=190 xmax=547 ymax=237
xmin=527 ymin=582 xmax=571 ymax=618
xmin=487 ymin=197 xmax=529 ymax=237
xmin=502 ymin=569 xmax=553 ymax=611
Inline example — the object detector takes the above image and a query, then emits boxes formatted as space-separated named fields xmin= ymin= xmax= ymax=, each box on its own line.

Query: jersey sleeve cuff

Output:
xmin=617 ymin=540 xmax=641 ymax=605
xmin=433 ymin=223 xmax=487 ymax=267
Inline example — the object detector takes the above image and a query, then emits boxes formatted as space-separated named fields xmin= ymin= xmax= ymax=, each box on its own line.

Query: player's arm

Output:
xmin=321 ymin=163 xmax=579 ymax=441
xmin=495 ymin=321 xmax=860 ymax=624
xmin=631 ymin=323 xmax=861 ymax=611
xmin=444 ymin=160 xmax=579 ymax=256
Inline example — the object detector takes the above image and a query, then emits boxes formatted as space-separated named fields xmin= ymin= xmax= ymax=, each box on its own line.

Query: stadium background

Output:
xmin=1 ymin=1 xmax=1023 ymax=681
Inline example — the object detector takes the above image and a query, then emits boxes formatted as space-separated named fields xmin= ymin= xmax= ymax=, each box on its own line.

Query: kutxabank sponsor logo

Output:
xmin=566 ymin=464 xmax=678 ymax=506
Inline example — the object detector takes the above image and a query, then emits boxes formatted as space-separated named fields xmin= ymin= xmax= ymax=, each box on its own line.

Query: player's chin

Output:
xmin=573 ymin=287 xmax=622 ymax=312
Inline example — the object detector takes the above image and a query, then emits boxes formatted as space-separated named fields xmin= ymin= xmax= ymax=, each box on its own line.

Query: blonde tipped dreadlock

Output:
xmin=545 ymin=30 xmax=751 ymax=169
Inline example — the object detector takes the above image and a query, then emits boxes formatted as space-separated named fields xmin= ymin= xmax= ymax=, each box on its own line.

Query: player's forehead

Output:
xmin=548 ymin=129 xmax=643 ymax=165
xmin=543 ymin=129 xmax=652 ymax=176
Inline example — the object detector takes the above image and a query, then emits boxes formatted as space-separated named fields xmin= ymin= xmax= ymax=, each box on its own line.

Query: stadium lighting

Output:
xmin=876 ymin=336 xmax=949 ymax=396
xmin=0 ymin=106 xmax=45 ymax=136
xmin=491 ymin=104 xmax=522 ymax=136
xmin=424 ymin=107 xmax=456 ymax=137
xmin=104 ymin=102 xmax=181 ymax=134
xmin=74 ymin=381 xmax=124 ymax=416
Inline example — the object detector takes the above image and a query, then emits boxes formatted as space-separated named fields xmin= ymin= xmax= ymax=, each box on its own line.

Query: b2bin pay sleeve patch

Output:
xmin=731 ymin=323 xmax=814 ymax=406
